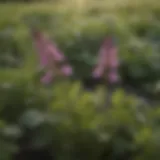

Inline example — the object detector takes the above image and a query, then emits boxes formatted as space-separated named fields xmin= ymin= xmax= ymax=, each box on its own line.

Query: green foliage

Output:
xmin=0 ymin=76 xmax=160 ymax=160
xmin=0 ymin=1 xmax=160 ymax=160
xmin=0 ymin=0 xmax=54 ymax=2
xmin=0 ymin=1 xmax=160 ymax=95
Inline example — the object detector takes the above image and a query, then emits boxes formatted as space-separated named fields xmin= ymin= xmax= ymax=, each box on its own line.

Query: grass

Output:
xmin=0 ymin=0 xmax=159 ymax=32
xmin=0 ymin=0 xmax=160 ymax=17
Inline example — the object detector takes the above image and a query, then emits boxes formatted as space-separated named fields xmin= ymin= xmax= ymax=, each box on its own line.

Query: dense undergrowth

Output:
xmin=0 ymin=0 xmax=160 ymax=159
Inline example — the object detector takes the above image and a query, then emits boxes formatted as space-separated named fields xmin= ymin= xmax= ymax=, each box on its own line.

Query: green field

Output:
xmin=0 ymin=0 xmax=160 ymax=160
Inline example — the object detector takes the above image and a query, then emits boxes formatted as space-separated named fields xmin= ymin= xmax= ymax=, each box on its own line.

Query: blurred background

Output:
xmin=0 ymin=0 xmax=160 ymax=160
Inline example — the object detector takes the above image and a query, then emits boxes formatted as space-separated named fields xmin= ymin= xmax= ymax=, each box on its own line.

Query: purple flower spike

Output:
xmin=92 ymin=36 xmax=120 ymax=84
xmin=40 ymin=71 xmax=54 ymax=84
xmin=61 ymin=65 xmax=73 ymax=76
xmin=31 ymin=29 xmax=73 ymax=84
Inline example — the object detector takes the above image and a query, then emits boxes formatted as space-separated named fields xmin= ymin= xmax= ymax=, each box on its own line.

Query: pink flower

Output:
xmin=31 ymin=29 xmax=73 ymax=84
xmin=92 ymin=66 xmax=104 ymax=78
xmin=40 ymin=71 xmax=54 ymax=84
xmin=92 ymin=37 xmax=120 ymax=84
xmin=108 ymin=71 xmax=119 ymax=84
xmin=61 ymin=65 xmax=73 ymax=76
